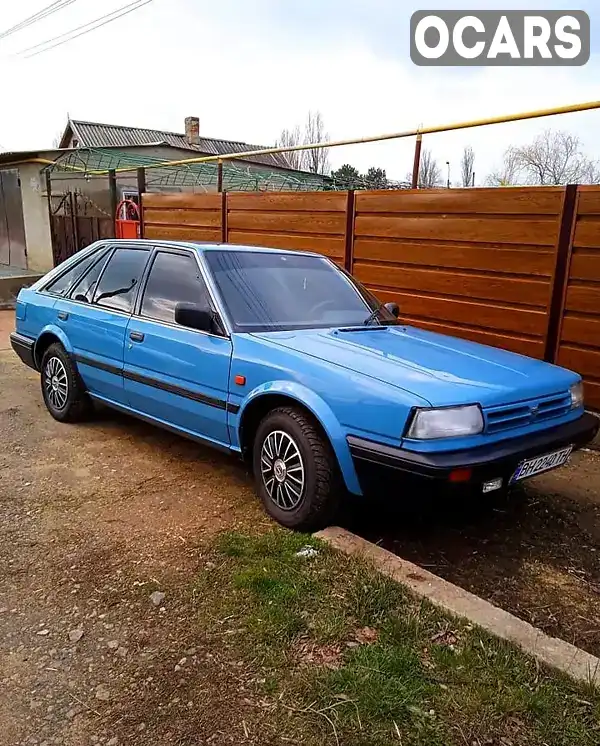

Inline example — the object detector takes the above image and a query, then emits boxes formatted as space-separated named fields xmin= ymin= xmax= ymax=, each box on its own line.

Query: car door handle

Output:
xmin=129 ymin=331 xmax=144 ymax=342
xmin=57 ymin=311 xmax=68 ymax=321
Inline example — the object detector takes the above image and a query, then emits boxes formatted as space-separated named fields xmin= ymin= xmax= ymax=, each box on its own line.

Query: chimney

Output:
xmin=184 ymin=116 xmax=200 ymax=145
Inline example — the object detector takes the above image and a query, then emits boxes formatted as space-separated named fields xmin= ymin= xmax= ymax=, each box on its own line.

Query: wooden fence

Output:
xmin=141 ymin=186 xmax=600 ymax=410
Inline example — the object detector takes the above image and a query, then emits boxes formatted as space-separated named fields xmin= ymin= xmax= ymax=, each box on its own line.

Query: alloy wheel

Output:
xmin=260 ymin=430 xmax=305 ymax=510
xmin=44 ymin=356 xmax=69 ymax=410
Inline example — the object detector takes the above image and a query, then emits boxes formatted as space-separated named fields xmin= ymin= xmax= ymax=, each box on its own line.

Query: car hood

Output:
xmin=252 ymin=325 xmax=578 ymax=407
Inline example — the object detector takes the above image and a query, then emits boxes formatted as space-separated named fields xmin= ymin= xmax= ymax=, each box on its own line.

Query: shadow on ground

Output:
xmin=341 ymin=451 xmax=600 ymax=657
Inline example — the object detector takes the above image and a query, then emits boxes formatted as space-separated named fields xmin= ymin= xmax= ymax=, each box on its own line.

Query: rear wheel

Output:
xmin=40 ymin=342 xmax=92 ymax=422
xmin=253 ymin=406 xmax=341 ymax=531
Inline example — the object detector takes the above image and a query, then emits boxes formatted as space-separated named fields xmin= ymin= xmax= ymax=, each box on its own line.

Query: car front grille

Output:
xmin=484 ymin=392 xmax=572 ymax=434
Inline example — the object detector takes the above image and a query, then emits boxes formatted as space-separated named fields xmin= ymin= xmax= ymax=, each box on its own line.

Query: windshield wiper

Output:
xmin=363 ymin=303 xmax=385 ymax=326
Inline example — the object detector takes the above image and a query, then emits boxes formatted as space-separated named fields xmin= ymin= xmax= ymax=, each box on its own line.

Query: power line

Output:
xmin=19 ymin=0 xmax=154 ymax=58
xmin=0 ymin=1 xmax=77 ymax=41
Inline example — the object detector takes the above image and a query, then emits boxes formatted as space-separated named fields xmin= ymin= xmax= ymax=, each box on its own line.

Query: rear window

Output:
xmin=69 ymin=251 xmax=111 ymax=303
xmin=45 ymin=249 xmax=104 ymax=297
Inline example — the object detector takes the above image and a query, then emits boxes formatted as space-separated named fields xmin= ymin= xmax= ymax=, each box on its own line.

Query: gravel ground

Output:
xmin=0 ymin=316 xmax=277 ymax=746
xmin=2 ymin=309 xmax=599 ymax=745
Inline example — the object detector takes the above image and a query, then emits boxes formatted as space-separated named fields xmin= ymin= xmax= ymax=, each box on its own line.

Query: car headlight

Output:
xmin=406 ymin=405 xmax=484 ymax=440
xmin=570 ymin=381 xmax=584 ymax=409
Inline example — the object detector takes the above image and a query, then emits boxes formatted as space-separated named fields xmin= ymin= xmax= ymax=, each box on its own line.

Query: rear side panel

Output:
xmin=15 ymin=288 xmax=58 ymax=352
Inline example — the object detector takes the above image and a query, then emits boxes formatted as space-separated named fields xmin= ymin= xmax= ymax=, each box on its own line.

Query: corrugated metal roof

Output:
xmin=67 ymin=120 xmax=295 ymax=170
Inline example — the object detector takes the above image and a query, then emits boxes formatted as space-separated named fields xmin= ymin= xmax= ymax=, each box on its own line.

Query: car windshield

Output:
xmin=204 ymin=249 xmax=399 ymax=332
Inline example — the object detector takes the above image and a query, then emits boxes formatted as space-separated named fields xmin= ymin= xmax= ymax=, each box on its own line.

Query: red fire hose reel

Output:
xmin=115 ymin=199 xmax=141 ymax=239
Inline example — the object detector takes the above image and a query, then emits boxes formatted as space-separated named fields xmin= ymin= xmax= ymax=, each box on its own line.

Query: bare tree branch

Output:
xmin=416 ymin=149 xmax=442 ymax=188
xmin=302 ymin=110 xmax=330 ymax=175
xmin=487 ymin=130 xmax=600 ymax=186
xmin=275 ymin=126 xmax=303 ymax=170
xmin=485 ymin=147 xmax=522 ymax=186
xmin=460 ymin=146 xmax=475 ymax=187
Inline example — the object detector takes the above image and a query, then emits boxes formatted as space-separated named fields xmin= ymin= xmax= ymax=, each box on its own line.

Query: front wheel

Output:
xmin=253 ymin=406 xmax=341 ymax=531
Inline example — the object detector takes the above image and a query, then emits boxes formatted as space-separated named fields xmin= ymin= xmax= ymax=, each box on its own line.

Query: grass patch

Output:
xmin=195 ymin=530 xmax=600 ymax=745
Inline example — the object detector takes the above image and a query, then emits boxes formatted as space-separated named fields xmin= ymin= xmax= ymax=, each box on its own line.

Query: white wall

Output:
xmin=19 ymin=163 xmax=53 ymax=273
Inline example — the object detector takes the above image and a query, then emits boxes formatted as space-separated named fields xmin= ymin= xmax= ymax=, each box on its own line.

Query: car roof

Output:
xmin=103 ymin=239 xmax=321 ymax=258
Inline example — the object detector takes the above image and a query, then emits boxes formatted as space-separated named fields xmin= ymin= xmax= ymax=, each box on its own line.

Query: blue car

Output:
xmin=10 ymin=239 xmax=598 ymax=530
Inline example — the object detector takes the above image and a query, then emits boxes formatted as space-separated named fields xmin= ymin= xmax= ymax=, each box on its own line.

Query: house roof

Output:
xmin=59 ymin=119 xmax=295 ymax=170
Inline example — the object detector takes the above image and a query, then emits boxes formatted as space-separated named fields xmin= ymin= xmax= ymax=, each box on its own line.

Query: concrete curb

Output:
xmin=315 ymin=527 xmax=600 ymax=687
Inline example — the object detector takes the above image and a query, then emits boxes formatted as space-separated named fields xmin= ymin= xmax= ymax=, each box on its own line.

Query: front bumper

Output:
xmin=348 ymin=412 xmax=599 ymax=490
xmin=10 ymin=332 xmax=36 ymax=370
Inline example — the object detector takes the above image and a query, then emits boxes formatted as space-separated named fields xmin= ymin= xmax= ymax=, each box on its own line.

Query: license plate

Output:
xmin=511 ymin=445 xmax=573 ymax=483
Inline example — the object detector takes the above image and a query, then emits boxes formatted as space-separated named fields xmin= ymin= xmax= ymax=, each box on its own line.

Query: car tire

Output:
xmin=253 ymin=406 xmax=341 ymax=531
xmin=40 ymin=342 xmax=92 ymax=423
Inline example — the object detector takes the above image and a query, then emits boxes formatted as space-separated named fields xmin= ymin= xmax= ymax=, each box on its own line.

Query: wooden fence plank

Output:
xmin=354 ymin=215 xmax=559 ymax=246
xmin=144 ymin=208 xmax=221 ymax=228
xmin=400 ymin=315 xmax=544 ymax=358
xmin=355 ymin=187 xmax=564 ymax=215
xmin=226 ymin=191 xmax=347 ymax=211
xmin=565 ymin=284 xmax=600 ymax=314
xmin=375 ymin=290 xmax=548 ymax=337
xmin=228 ymin=211 xmax=346 ymax=236
xmin=561 ymin=315 xmax=600 ymax=347
xmin=353 ymin=239 xmax=555 ymax=276
xmin=143 ymin=193 xmax=221 ymax=209
xmin=573 ymin=220 xmax=600 ymax=249
xmin=227 ymin=230 xmax=344 ymax=258
xmin=144 ymin=225 xmax=221 ymax=241
xmin=354 ymin=263 xmax=550 ymax=307
xmin=569 ymin=250 xmax=600 ymax=279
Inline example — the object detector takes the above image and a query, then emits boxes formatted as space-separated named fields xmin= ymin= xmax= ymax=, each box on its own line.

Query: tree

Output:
xmin=331 ymin=164 xmax=360 ymax=187
xmin=415 ymin=149 xmax=442 ymax=188
xmin=486 ymin=130 xmax=600 ymax=186
xmin=460 ymin=145 xmax=475 ymax=187
xmin=302 ymin=110 xmax=330 ymax=175
xmin=275 ymin=126 xmax=303 ymax=170
xmin=485 ymin=147 xmax=521 ymax=186
xmin=364 ymin=167 xmax=388 ymax=189
xmin=581 ymin=159 xmax=600 ymax=185
xmin=511 ymin=130 xmax=597 ymax=185
xmin=277 ymin=110 xmax=331 ymax=174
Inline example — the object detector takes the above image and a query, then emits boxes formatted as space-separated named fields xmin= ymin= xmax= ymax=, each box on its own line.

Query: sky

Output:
xmin=0 ymin=0 xmax=599 ymax=183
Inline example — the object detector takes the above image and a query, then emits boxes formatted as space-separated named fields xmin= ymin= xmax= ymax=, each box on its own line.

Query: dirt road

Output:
xmin=1 ymin=309 xmax=599 ymax=745
xmin=0 ymin=312 xmax=275 ymax=746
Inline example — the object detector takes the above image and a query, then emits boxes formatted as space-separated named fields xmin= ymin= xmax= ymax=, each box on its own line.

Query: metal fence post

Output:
xmin=108 ymin=169 xmax=118 ymax=235
xmin=217 ymin=160 xmax=224 ymax=193
xmin=544 ymin=184 xmax=579 ymax=363
xmin=44 ymin=171 xmax=57 ymax=265
xmin=344 ymin=190 xmax=355 ymax=272
xmin=69 ymin=191 xmax=79 ymax=254
xmin=221 ymin=191 xmax=228 ymax=243
xmin=137 ymin=167 xmax=146 ymax=238
xmin=411 ymin=134 xmax=423 ymax=189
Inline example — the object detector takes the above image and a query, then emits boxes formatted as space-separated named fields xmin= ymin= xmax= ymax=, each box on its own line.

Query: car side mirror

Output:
xmin=175 ymin=303 xmax=219 ymax=333
xmin=384 ymin=301 xmax=400 ymax=318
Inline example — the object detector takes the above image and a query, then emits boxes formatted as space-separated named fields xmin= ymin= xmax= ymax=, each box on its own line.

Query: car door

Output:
xmin=53 ymin=245 xmax=150 ymax=405
xmin=123 ymin=247 xmax=233 ymax=447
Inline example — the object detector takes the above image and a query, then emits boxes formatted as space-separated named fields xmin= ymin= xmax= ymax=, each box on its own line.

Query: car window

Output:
xmin=140 ymin=251 xmax=210 ymax=324
xmin=45 ymin=249 xmax=103 ymax=297
xmin=93 ymin=248 xmax=149 ymax=313
xmin=69 ymin=251 xmax=111 ymax=304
